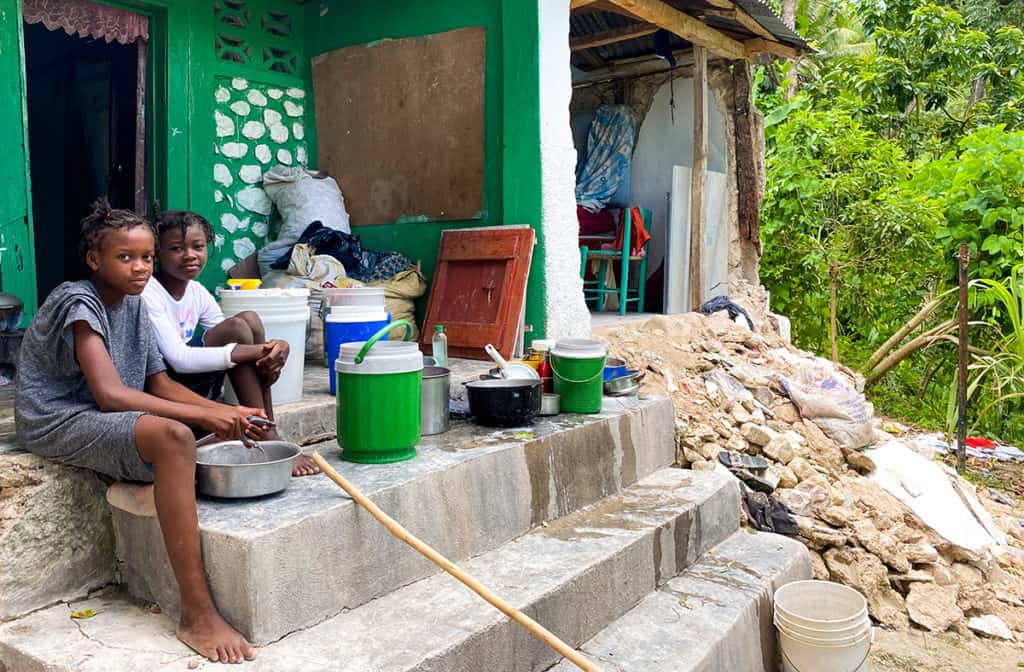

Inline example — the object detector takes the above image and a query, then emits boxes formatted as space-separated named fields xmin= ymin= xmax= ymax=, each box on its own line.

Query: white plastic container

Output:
xmin=219 ymin=288 xmax=310 ymax=404
xmin=323 ymin=287 xmax=386 ymax=309
xmin=774 ymin=581 xmax=872 ymax=672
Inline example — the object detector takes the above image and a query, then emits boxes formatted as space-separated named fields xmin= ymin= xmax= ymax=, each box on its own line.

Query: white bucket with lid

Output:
xmin=323 ymin=287 xmax=386 ymax=309
xmin=774 ymin=580 xmax=873 ymax=672
xmin=219 ymin=288 xmax=310 ymax=404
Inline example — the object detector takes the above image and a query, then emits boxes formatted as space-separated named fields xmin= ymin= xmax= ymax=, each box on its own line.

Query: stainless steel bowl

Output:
xmin=196 ymin=440 xmax=300 ymax=498
xmin=604 ymin=371 xmax=643 ymax=396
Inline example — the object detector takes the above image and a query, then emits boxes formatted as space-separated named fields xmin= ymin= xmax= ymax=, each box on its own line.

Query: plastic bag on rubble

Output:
xmin=782 ymin=364 xmax=875 ymax=450
xmin=699 ymin=295 xmax=754 ymax=331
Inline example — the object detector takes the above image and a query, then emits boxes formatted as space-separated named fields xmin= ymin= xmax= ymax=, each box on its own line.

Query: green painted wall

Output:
xmin=0 ymin=0 xmax=551 ymax=336
xmin=303 ymin=0 xmax=549 ymax=337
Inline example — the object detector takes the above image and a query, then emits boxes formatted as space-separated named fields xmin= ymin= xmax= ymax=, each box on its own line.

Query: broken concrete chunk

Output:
xmin=906 ymin=583 xmax=963 ymax=632
xmin=817 ymin=506 xmax=855 ymax=528
xmin=968 ymin=614 xmax=1015 ymax=640
xmin=788 ymin=457 xmax=817 ymax=482
xmin=691 ymin=460 xmax=716 ymax=472
xmin=808 ymin=549 xmax=830 ymax=580
xmin=795 ymin=515 xmax=849 ymax=550
xmin=740 ymin=423 xmax=775 ymax=447
xmin=825 ymin=546 xmax=909 ymax=629
xmin=904 ymin=543 xmax=939 ymax=565
xmin=763 ymin=436 xmax=796 ymax=465
xmin=777 ymin=466 xmax=798 ymax=490
xmin=852 ymin=519 xmax=910 ymax=574
xmin=699 ymin=442 xmax=723 ymax=461
xmin=732 ymin=405 xmax=754 ymax=425
xmin=772 ymin=401 xmax=801 ymax=424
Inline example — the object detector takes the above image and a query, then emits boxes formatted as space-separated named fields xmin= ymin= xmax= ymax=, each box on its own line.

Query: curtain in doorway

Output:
xmin=575 ymin=105 xmax=637 ymax=213
xmin=23 ymin=0 xmax=149 ymax=214
xmin=22 ymin=0 xmax=149 ymax=44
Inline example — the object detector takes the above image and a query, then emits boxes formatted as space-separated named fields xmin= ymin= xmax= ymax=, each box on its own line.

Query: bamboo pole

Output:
xmin=310 ymin=452 xmax=603 ymax=672
xmin=862 ymin=296 xmax=945 ymax=373
xmin=864 ymin=320 xmax=956 ymax=387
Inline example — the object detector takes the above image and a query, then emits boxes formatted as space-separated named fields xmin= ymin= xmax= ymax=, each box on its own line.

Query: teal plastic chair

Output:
xmin=581 ymin=208 xmax=650 ymax=315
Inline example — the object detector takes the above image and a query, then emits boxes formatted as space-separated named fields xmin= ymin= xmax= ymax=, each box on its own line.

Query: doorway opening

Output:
xmin=23 ymin=16 xmax=147 ymax=301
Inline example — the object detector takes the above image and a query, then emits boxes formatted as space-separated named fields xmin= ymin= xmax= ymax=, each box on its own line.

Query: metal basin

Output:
xmin=196 ymin=440 xmax=300 ymax=499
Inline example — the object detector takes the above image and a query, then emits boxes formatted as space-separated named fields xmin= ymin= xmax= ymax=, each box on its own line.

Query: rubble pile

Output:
xmin=594 ymin=306 xmax=1024 ymax=640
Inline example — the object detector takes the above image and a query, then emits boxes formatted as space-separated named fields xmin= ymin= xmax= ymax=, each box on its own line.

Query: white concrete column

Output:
xmin=538 ymin=0 xmax=592 ymax=339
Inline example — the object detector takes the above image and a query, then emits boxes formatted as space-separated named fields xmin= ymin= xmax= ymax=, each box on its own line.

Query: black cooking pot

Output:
xmin=465 ymin=379 xmax=542 ymax=427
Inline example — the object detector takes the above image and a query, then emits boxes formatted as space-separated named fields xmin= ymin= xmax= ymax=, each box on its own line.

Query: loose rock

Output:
xmin=906 ymin=583 xmax=963 ymax=632
xmin=825 ymin=546 xmax=909 ymax=629
xmin=740 ymin=423 xmax=775 ymax=447
xmin=763 ymin=436 xmax=796 ymax=465
xmin=967 ymin=614 xmax=1015 ymax=641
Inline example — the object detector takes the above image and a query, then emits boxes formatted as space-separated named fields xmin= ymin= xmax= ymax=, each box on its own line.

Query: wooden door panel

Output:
xmin=420 ymin=227 xmax=535 ymax=360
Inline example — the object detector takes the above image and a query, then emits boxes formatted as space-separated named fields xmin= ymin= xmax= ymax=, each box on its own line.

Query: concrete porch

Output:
xmin=0 ymin=357 xmax=811 ymax=671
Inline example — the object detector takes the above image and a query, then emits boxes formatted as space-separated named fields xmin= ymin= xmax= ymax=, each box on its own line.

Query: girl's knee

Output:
xmin=153 ymin=420 xmax=196 ymax=463
xmin=217 ymin=315 xmax=256 ymax=344
xmin=237 ymin=311 xmax=265 ymax=340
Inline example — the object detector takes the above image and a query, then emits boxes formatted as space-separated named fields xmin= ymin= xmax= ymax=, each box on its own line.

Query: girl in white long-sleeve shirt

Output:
xmin=142 ymin=210 xmax=318 ymax=476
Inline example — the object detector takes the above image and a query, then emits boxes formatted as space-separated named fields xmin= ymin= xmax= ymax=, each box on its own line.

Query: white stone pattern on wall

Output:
xmin=539 ymin=0 xmax=592 ymax=339
xmin=212 ymin=77 xmax=308 ymax=272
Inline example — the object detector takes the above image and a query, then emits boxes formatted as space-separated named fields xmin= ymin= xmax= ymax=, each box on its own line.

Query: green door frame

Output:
xmin=10 ymin=0 xmax=178 ymax=319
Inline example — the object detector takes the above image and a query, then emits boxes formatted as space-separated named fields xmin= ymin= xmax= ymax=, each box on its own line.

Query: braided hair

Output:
xmin=154 ymin=208 xmax=214 ymax=245
xmin=79 ymin=199 xmax=155 ymax=261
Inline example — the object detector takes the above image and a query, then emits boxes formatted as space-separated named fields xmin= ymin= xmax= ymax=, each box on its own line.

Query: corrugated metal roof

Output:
xmin=708 ymin=0 xmax=807 ymax=48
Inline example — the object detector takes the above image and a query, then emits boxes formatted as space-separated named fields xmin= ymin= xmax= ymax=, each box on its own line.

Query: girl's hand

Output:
xmin=256 ymin=340 xmax=289 ymax=373
xmin=199 ymin=406 xmax=266 ymax=440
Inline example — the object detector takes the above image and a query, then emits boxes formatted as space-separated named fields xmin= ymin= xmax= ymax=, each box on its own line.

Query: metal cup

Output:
xmin=421 ymin=366 xmax=451 ymax=435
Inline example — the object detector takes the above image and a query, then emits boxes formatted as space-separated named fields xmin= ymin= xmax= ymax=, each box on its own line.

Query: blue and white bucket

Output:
xmin=325 ymin=308 xmax=391 ymax=396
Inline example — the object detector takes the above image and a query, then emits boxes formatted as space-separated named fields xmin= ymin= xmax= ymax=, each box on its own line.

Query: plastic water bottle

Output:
xmin=432 ymin=325 xmax=448 ymax=368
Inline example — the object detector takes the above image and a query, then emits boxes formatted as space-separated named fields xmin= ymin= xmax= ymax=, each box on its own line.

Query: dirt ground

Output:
xmin=870 ymin=627 xmax=1024 ymax=671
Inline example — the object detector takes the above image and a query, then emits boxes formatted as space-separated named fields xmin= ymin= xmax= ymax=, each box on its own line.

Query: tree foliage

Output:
xmin=758 ymin=0 xmax=1024 ymax=440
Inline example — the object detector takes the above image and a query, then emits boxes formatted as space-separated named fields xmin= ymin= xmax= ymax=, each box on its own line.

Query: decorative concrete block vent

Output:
xmin=212 ymin=78 xmax=309 ymax=273
xmin=0 ymin=452 xmax=115 ymax=621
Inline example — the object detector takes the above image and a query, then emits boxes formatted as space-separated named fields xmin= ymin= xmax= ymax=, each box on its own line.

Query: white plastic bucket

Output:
xmin=219 ymin=288 xmax=310 ymax=404
xmin=774 ymin=581 xmax=872 ymax=672
xmin=775 ymin=581 xmax=868 ymax=631
xmin=777 ymin=624 xmax=873 ymax=672
xmin=323 ymin=287 xmax=386 ymax=309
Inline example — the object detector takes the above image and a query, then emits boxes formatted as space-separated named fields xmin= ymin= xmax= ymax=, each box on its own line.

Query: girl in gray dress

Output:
xmin=15 ymin=201 xmax=261 ymax=664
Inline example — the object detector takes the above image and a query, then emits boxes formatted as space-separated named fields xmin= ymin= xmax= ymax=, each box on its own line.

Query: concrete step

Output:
xmin=110 ymin=396 xmax=675 ymax=644
xmin=545 ymin=530 xmax=813 ymax=672
xmin=0 ymin=466 xmax=739 ymax=672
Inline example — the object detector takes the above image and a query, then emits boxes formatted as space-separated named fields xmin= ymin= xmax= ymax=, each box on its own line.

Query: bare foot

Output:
xmin=177 ymin=609 xmax=256 ymax=664
xmin=292 ymin=454 xmax=320 ymax=477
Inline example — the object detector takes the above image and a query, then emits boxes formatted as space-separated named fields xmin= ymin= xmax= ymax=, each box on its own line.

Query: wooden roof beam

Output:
xmin=570 ymin=0 xmax=600 ymax=10
xmin=744 ymin=37 xmax=799 ymax=59
xmin=570 ymin=22 xmax=659 ymax=52
xmin=604 ymin=0 xmax=747 ymax=60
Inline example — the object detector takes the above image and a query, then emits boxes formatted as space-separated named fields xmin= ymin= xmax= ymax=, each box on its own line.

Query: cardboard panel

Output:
xmin=312 ymin=27 xmax=486 ymax=226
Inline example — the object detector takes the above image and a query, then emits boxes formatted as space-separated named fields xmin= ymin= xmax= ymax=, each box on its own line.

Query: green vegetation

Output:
xmin=758 ymin=0 xmax=1024 ymax=443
